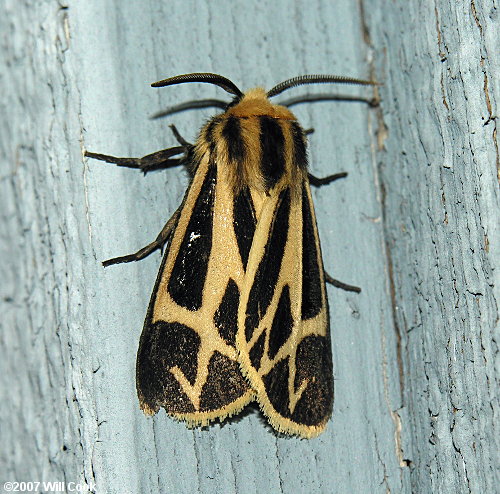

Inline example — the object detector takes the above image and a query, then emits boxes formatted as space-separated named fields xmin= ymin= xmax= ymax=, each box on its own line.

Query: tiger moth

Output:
xmin=86 ymin=72 xmax=375 ymax=438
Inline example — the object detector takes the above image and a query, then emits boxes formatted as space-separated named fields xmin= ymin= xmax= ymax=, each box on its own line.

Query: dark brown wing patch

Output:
xmin=233 ymin=187 xmax=257 ymax=269
xmin=138 ymin=155 xmax=255 ymax=423
xmin=213 ymin=278 xmax=240 ymax=347
xmin=301 ymin=183 xmax=323 ymax=319
xmin=262 ymin=357 xmax=291 ymax=419
xmin=137 ymin=321 xmax=200 ymax=413
xmin=237 ymin=178 xmax=332 ymax=437
xmin=268 ymin=284 xmax=293 ymax=359
xmin=291 ymin=335 xmax=333 ymax=426
xmin=244 ymin=187 xmax=290 ymax=342
xmin=261 ymin=336 xmax=332 ymax=427
xmin=249 ymin=330 xmax=266 ymax=370
xmin=168 ymin=165 xmax=216 ymax=310
xmin=199 ymin=351 xmax=250 ymax=411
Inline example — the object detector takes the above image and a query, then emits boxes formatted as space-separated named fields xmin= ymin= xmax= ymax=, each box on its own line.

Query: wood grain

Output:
xmin=1 ymin=0 xmax=497 ymax=493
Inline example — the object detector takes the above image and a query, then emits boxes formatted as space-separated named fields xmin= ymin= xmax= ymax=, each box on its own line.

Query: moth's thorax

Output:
xmin=226 ymin=88 xmax=296 ymax=120
xmin=194 ymin=87 xmax=307 ymax=197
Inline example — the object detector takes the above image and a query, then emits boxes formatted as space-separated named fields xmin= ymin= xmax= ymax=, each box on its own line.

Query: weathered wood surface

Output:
xmin=0 ymin=1 xmax=497 ymax=493
xmin=364 ymin=0 xmax=500 ymax=493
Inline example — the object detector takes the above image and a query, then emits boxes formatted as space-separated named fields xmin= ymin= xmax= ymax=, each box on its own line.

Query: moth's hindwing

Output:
xmin=236 ymin=181 xmax=333 ymax=438
xmin=136 ymin=154 xmax=255 ymax=426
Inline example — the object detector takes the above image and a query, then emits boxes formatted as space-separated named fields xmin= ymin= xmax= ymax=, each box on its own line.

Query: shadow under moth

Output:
xmin=86 ymin=72 xmax=376 ymax=438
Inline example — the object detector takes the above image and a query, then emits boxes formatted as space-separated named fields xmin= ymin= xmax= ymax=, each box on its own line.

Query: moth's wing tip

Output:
xmin=256 ymin=398 xmax=330 ymax=439
xmin=168 ymin=389 xmax=257 ymax=427
xmin=139 ymin=400 xmax=159 ymax=416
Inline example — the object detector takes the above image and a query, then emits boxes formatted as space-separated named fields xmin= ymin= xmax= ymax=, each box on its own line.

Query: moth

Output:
xmin=86 ymin=72 xmax=375 ymax=438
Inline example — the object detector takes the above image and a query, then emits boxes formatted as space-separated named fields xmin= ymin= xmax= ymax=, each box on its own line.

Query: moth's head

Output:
xmin=226 ymin=87 xmax=294 ymax=119
xmin=151 ymin=72 xmax=378 ymax=119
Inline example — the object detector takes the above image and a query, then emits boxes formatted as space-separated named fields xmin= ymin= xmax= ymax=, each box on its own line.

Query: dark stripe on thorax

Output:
xmin=259 ymin=116 xmax=285 ymax=190
xmin=204 ymin=118 xmax=220 ymax=156
xmin=290 ymin=121 xmax=308 ymax=170
xmin=222 ymin=115 xmax=245 ymax=162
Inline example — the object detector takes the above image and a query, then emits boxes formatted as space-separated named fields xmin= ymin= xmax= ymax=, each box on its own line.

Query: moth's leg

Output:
xmin=314 ymin=172 xmax=359 ymax=292
xmin=85 ymin=148 xmax=185 ymax=174
xmin=324 ymin=270 xmax=361 ymax=293
xmin=85 ymin=125 xmax=194 ymax=174
xmin=168 ymin=124 xmax=191 ymax=147
xmin=103 ymin=208 xmax=181 ymax=267
xmin=305 ymin=128 xmax=350 ymax=187
xmin=308 ymin=172 xmax=347 ymax=187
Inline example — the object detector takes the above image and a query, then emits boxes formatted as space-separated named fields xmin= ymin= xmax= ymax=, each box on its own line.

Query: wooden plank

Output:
xmin=363 ymin=0 xmax=500 ymax=493
xmin=5 ymin=0 xmax=479 ymax=492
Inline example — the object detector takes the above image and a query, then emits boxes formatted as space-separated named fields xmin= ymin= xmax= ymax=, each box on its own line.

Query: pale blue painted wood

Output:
xmin=1 ymin=0 xmax=497 ymax=493
xmin=363 ymin=1 xmax=500 ymax=493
